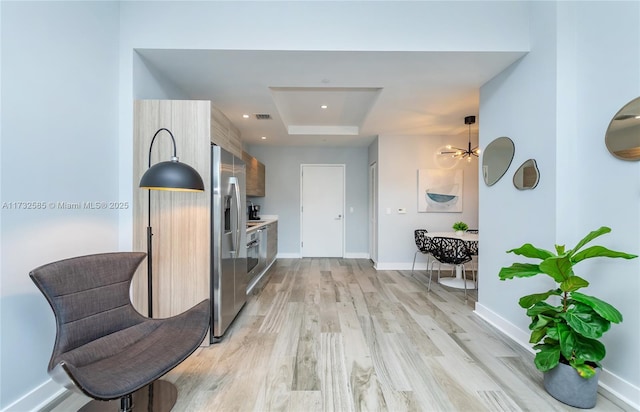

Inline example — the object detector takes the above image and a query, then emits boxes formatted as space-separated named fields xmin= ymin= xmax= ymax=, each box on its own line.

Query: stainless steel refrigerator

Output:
xmin=211 ymin=145 xmax=247 ymax=342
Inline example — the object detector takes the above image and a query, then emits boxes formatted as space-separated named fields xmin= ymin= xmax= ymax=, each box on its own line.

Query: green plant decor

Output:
xmin=498 ymin=226 xmax=637 ymax=379
xmin=452 ymin=221 xmax=469 ymax=231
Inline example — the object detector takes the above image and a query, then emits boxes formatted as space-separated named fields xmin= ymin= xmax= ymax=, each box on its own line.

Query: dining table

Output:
xmin=425 ymin=231 xmax=478 ymax=289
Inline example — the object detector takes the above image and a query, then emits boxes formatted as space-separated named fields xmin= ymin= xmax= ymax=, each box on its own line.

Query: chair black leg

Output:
xmin=120 ymin=394 xmax=133 ymax=412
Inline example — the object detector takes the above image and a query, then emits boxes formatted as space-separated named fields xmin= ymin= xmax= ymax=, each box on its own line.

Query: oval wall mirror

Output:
xmin=482 ymin=136 xmax=515 ymax=186
xmin=513 ymin=159 xmax=540 ymax=190
xmin=605 ymin=96 xmax=640 ymax=161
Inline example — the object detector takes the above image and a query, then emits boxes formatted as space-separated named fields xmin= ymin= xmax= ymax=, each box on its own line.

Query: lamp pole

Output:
xmin=147 ymin=197 xmax=154 ymax=318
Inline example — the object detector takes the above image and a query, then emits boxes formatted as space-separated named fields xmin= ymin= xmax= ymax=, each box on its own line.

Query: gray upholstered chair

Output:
xmin=29 ymin=252 xmax=210 ymax=412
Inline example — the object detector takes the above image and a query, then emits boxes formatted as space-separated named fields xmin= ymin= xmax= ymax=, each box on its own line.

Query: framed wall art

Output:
xmin=418 ymin=169 xmax=463 ymax=213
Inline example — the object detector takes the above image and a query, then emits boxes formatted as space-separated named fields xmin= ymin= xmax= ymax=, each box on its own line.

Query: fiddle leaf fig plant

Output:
xmin=499 ymin=226 xmax=637 ymax=379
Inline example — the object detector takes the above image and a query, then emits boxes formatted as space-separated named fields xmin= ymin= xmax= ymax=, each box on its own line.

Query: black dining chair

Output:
xmin=428 ymin=236 xmax=474 ymax=300
xmin=411 ymin=229 xmax=433 ymax=274
xmin=466 ymin=230 xmax=479 ymax=286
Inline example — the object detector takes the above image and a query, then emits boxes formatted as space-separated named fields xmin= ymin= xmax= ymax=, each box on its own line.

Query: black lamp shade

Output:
xmin=140 ymin=159 xmax=205 ymax=191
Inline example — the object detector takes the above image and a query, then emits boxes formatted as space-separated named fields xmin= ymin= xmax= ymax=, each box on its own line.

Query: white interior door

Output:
xmin=301 ymin=164 xmax=345 ymax=257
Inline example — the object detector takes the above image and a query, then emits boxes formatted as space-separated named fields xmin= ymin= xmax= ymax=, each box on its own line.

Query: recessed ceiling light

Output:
xmin=261 ymin=136 xmax=267 ymax=140
xmin=242 ymin=114 xmax=249 ymax=119
xmin=321 ymin=105 xmax=328 ymax=109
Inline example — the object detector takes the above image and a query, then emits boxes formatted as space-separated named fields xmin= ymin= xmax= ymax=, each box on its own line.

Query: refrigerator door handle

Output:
xmin=230 ymin=176 xmax=241 ymax=255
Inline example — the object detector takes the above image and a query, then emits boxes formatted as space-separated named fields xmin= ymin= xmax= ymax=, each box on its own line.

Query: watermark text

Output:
xmin=2 ymin=201 xmax=129 ymax=210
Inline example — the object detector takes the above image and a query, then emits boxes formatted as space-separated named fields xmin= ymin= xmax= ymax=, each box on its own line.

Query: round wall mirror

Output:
xmin=605 ymin=96 xmax=640 ymax=161
xmin=513 ymin=159 xmax=539 ymax=190
xmin=482 ymin=136 xmax=515 ymax=186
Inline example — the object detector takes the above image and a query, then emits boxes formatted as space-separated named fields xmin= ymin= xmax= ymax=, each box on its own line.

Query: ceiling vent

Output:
xmin=254 ymin=113 xmax=272 ymax=120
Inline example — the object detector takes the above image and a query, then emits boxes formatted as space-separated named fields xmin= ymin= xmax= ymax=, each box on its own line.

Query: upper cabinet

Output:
xmin=243 ymin=151 xmax=266 ymax=197
xmin=196 ymin=103 xmax=266 ymax=195
xmin=211 ymin=105 xmax=243 ymax=158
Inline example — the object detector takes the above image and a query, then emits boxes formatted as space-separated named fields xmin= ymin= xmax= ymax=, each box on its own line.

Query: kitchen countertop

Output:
xmin=246 ymin=216 xmax=277 ymax=232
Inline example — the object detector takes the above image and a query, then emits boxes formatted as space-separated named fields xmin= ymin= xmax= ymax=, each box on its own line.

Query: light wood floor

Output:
xmin=47 ymin=258 xmax=633 ymax=412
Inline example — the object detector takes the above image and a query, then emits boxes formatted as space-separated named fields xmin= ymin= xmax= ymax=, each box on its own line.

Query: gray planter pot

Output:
xmin=543 ymin=362 xmax=601 ymax=409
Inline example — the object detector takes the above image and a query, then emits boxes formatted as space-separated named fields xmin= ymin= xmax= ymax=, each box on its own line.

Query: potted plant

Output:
xmin=499 ymin=226 xmax=637 ymax=408
xmin=452 ymin=221 xmax=468 ymax=236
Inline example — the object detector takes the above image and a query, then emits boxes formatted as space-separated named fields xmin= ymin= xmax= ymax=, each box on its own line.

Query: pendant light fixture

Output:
xmin=440 ymin=115 xmax=480 ymax=162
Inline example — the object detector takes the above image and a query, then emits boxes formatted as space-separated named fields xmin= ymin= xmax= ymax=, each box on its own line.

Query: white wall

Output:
xmin=0 ymin=2 xmax=121 ymax=409
xmin=477 ymin=2 xmax=559 ymax=329
xmin=477 ymin=1 xmax=640 ymax=406
xmin=556 ymin=1 xmax=640 ymax=401
xmin=376 ymin=134 xmax=480 ymax=269
xmin=133 ymin=52 xmax=190 ymax=100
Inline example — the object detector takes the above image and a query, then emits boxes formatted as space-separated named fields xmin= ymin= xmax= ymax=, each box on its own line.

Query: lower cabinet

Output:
xmin=248 ymin=221 xmax=278 ymax=295
xmin=266 ymin=221 xmax=277 ymax=266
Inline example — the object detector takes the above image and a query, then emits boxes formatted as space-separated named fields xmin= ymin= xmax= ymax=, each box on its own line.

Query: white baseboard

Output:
xmin=474 ymin=303 xmax=640 ymax=410
xmin=374 ymin=262 xmax=414 ymax=271
xmin=1 ymin=378 xmax=65 ymax=412
xmin=276 ymin=253 xmax=301 ymax=259
xmin=276 ymin=253 xmax=370 ymax=259
xmin=344 ymin=252 xmax=369 ymax=259
xmin=599 ymin=368 xmax=640 ymax=410
xmin=474 ymin=303 xmax=533 ymax=352
xmin=374 ymin=260 xmax=460 ymax=272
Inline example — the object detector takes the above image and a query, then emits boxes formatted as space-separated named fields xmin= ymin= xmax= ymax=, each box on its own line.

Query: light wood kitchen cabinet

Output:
xmin=133 ymin=99 xmax=212 ymax=345
xmin=242 ymin=151 xmax=266 ymax=197
xmin=211 ymin=105 xmax=242 ymax=158
xmin=266 ymin=221 xmax=277 ymax=266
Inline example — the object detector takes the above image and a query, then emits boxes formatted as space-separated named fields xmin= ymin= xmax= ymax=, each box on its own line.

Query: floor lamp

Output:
xmin=139 ymin=128 xmax=204 ymax=318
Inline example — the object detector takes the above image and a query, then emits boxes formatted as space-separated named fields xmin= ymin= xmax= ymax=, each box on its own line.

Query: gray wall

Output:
xmin=1 ymin=2 xmax=121 ymax=408
xmin=246 ymin=145 xmax=369 ymax=257
xmin=477 ymin=1 xmax=640 ymax=402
